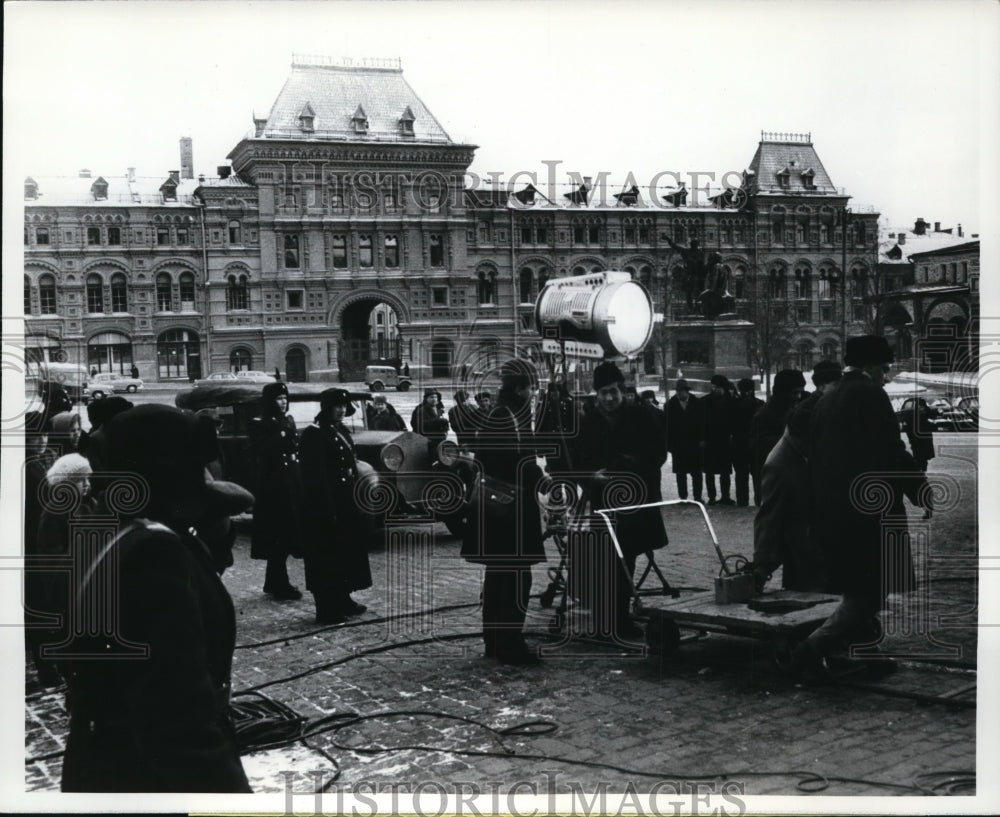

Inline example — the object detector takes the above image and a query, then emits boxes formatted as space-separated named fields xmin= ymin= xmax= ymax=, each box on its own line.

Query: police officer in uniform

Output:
xmin=248 ymin=381 xmax=304 ymax=600
xmin=299 ymin=389 xmax=374 ymax=625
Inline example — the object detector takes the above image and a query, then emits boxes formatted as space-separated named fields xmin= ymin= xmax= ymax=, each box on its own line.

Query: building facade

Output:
xmin=26 ymin=57 xmax=909 ymax=384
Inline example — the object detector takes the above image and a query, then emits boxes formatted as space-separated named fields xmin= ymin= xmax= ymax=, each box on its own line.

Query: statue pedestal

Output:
xmin=663 ymin=317 xmax=754 ymax=391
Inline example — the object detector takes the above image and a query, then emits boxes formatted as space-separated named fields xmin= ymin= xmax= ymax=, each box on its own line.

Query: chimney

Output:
xmin=934 ymin=221 xmax=941 ymax=232
xmin=126 ymin=167 xmax=136 ymax=183
xmin=79 ymin=168 xmax=91 ymax=178
xmin=254 ymin=117 xmax=267 ymax=138
xmin=169 ymin=170 xmax=180 ymax=184
xmin=179 ymin=137 xmax=194 ymax=180
xmin=958 ymin=224 xmax=963 ymax=237
xmin=914 ymin=218 xmax=927 ymax=235
xmin=217 ymin=165 xmax=232 ymax=180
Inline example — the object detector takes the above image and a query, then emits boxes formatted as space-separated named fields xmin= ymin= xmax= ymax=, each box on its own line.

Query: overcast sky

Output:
xmin=4 ymin=0 xmax=997 ymax=233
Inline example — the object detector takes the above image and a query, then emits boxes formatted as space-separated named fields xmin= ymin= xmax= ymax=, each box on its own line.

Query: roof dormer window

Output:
xmin=298 ymin=102 xmax=316 ymax=133
xmin=399 ymin=105 xmax=415 ymax=137
xmin=800 ymin=168 xmax=816 ymax=189
xmin=160 ymin=180 xmax=177 ymax=202
xmin=352 ymin=105 xmax=369 ymax=135
xmin=91 ymin=177 xmax=109 ymax=201
xmin=24 ymin=177 xmax=38 ymax=200
xmin=776 ymin=167 xmax=791 ymax=189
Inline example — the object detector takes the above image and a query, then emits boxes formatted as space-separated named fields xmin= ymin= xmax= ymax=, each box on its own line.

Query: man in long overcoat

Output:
xmin=578 ymin=362 xmax=668 ymax=640
xmin=702 ymin=374 xmax=735 ymax=505
xmin=298 ymin=389 xmax=373 ymax=625
xmin=730 ymin=379 xmax=764 ymax=506
xmin=460 ymin=359 xmax=547 ymax=664
xmin=795 ymin=337 xmax=928 ymax=673
xmin=666 ymin=379 xmax=704 ymax=502
xmin=753 ymin=360 xmax=842 ymax=592
xmin=248 ymin=381 xmax=304 ymax=600
xmin=749 ymin=369 xmax=805 ymax=491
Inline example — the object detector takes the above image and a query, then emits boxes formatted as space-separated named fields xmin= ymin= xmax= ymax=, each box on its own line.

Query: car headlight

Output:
xmin=381 ymin=443 xmax=404 ymax=471
xmin=437 ymin=440 xmax=459 ymax=467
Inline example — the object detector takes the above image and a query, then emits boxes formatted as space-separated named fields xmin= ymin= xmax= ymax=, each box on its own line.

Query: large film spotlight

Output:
xmin=535 ymin=271 xmax=655 ymax=358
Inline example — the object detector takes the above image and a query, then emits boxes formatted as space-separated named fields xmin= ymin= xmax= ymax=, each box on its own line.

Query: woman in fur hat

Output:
xmin=248 ymin=381 xmax=304 ymax=600
xmin=298 ymin=389 xmax=374 ymax=625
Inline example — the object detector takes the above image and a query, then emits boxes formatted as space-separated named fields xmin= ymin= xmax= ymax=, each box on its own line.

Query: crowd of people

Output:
xmin=22 ymin=333 xmax=936 ymax=790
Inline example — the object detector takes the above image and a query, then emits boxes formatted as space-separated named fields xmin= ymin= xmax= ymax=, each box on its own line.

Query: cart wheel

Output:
xmin=645 ymin=611 xmax=681 ymax=656
xmin=539 ymin=585 xmax=557 ymax=609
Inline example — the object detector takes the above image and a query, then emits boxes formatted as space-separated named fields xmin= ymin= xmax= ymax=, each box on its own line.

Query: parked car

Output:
xmin=88 ymin=371 xmax=143 ymax=399
xmin=935 ymin=396 xmax=979 ymax=432
xmin=29 ymin=362 xmax=90 ymax=403
xmin=235 ymin=370 xmax=279 ymax=384
xmin=365 ymin=365 xmax=411 ymax=392
xmin=895 ymin=395 xmax=979 ymax=433
xmin=195 ymin=372 xmax=240 ymax=387
xmin=174 ymin=385 xmax=468 ymax=535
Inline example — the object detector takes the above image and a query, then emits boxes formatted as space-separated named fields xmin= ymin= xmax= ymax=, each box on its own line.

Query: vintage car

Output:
xmin=365 ymin=365 xmax=411 ymax=392
xmin=236 ymin=370 xmax=280 ymax=384
xmin=87 ymin=371 xmax=143 ymax=398
xmin=895 ymin=395 xmax=979 ymax=433
xmin=174 ymin=384 xmax=468 ymax=535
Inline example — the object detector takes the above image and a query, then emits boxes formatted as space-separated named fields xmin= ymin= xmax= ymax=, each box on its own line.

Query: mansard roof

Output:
xmin=258 ymin=57 xmax=452 ymax=143
xmin=746 ymin=133 xmax=838 ymax=194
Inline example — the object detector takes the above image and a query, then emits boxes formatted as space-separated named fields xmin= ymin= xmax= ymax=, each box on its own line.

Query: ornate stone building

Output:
xmin=25 ymin=57 xmax=893 ymax=384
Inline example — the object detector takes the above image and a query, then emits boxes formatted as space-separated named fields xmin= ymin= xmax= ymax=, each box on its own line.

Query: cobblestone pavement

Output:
xmin=24 ymin=435 xmax=979 ymax=802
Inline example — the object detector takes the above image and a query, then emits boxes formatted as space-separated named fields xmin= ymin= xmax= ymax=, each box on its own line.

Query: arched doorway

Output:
xmin=157 ymin=329 xmax=200 ymax=380
xmin=285 ymin=347 xmax=308 ymax=382
xmin=88 ymin=331 xmax=134 ymax=374
xmin=431 ymin=339 xmax=453 ymax=378
xmin=337 ymin=296 xmax=405 ymax=381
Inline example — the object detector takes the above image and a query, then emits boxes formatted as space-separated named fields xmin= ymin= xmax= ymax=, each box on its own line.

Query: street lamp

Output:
xmin=840 ymin=206 xmax=852 ymax=356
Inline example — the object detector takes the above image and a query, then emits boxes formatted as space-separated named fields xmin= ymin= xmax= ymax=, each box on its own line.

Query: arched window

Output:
xmin=226 ymin=274 xmax=249 ymax=311
xmin=772 ymin=210 xmax=785 ymax=244
xmin=284 ymin=234 xmax=300 ymax=268
xmin=179 ymin=272 xmax=196 ymax=310
xmin=230 ymin=347 xmax=252 ymax=372
xmin=797 ymin=342 xmax=813 ymax=370
xmin=519 ymin=268 xmax=533 ymax=304
xmin=639 ymin=265 xmax=653 ymax=292
xmin=359 ymin=235 xmax=373 ymax=268
xmin=478 ymin=270 xmax=496 ymax=305
xmin=768 ymin=267 xmax=786 ymax=299
xmin=384 ymin=235 xmax=399 ymax=268
xmin=818 ymin=266 xmax=836 ymax=298
xmin=88 ymin=331 xmax=133 ymax=375
xmin=24 ymin=276 xmax=33 ymax=315
xmin=86 ymin=274 xmax=104 ymax=314
xmin=110 ymin=273 xmax=128 ymax=313
xmin=332 ymin=235 xmax=347 ymax=268
xmin=156 ymin=273 xmax=173 ymax=311
xmin=851 ymin=265 xmax=867 ymax=297
xmin=732 ymin=264 xmax=747 ymax=299
xmin=821 ymin=341 xmax=838 ymax=360
xmin=228 ymin=220 xmax=242 ymax=244
xmin=794 ymin=267 xmax=812 ymax=299
xmin=38 ymin=275 xmax=57 ymax=314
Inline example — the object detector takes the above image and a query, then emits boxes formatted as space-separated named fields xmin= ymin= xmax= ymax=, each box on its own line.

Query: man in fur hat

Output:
xmin=411 ymin=388 xmax=449 ymax=461
xmin=793 ymin=336 xmax=929 ymax=678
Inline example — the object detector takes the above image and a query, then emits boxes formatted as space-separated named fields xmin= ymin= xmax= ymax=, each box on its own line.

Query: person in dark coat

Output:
xmin=794 ymin=337 xmax=929 ymax=676
xmin=702 ymin=374 xmax=735 ymax=505
xmin=666 ymin=379 xmax=704 ymax=502
xmin=367 ymin=393 xmax=407 ymax=432
xmin=901 ymin=397 xmax=937 ymax=473
xmin=461 ymin=359 xmax=546 ymax=664
xmin=130 ymin=364 xmax=140 ymax=380
xmin=60 ymin=405 xmax=253 ymax=792
xmin=753 ymin=360 xmax=842 ymax=592
xmin=750 ymin=369 xmax=806 ymax=493
xmin=448 ymin=390 xmax=477 ymax=447
xmin=730 ymin=378 xmax=764 ymax=506
xmin=298 ymin=389 xmax=374 ymax=625
xmin=248 ymin=381 xmax=304 ymax=600
xmin=411 ymin=388 xmax=449 ymax=461
xmin=23 ymin=413 xmax=59 ymax=687
xmin=578 ymin=362 xmax=668 ymax=640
